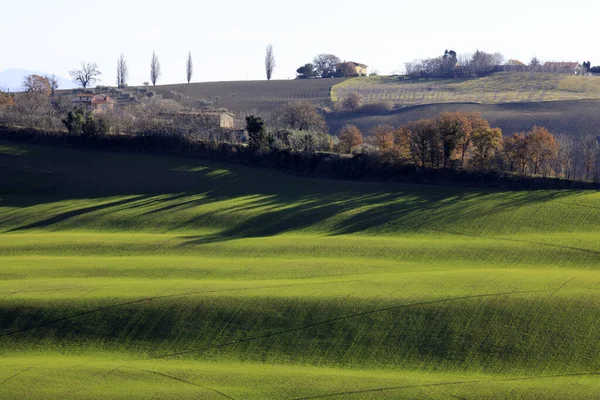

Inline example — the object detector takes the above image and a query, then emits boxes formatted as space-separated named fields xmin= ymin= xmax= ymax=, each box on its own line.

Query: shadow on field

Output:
xmin=0 ymin=140 xmax=577 ymax=237
xmin=6 ymin=196 xmax=149 ymax=232
xmin=177 ymin=189 xmax=572 ymax=246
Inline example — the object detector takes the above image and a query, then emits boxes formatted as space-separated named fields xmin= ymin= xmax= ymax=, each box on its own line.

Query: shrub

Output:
xmin=359 ymin=101 xmax=394 ymax=114
xmin=337 ymin=124 xmax=364 ymax=154
xmin=341 ymin=92 xmax=364 ymax=111
xmin=246 ymin=115 xmax=268 ymax=151
xmin=276 ymin=101 xmax=327 ymax=132
xmin=82 ymin=113 xmax=108 ymax=137
xmin=62 ymin=109 xmax=85 ymax=135
xmin=288 ymin=131 xmax=332 ymax=155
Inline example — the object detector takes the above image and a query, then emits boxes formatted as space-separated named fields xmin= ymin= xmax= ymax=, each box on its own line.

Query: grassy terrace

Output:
xmin=0 ymin=141 xmax=599 ymax=398
xmin=332 ymin=72 xmax=600 ymax=105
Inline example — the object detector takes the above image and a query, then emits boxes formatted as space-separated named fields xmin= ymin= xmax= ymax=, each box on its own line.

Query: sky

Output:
xmin=0 ymin=0 xmax=597 ymax=86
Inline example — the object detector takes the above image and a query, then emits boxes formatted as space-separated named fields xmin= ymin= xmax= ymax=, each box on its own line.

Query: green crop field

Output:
xmin=1 ymin=141 xmax=599 ymax=399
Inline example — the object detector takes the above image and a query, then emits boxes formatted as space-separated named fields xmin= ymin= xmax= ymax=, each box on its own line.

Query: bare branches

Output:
xmin=22 ymin=75 xmax=51 ymax=95
xmin=186 ymin=52 xmax=193 ymax=84
xmin=69 ymin=62 xmax=101 ymax=89
xmin=117 ymin=54 xmax=128 ymax=88
xmin=45 ymin=75 xmax=60 ymax=96
xmin=265 ymin=44 xmax=275 ymax=81
xmin=150 ymin=51 xmax=161 ymax=86
xmin=313 ymin=54 xmax=341 ymax=78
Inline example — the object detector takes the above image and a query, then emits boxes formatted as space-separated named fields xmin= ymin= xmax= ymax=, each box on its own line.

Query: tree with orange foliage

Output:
xmin=22 ymin=75 xmax=51 ymax=96
xmin=435 ymin=112 xmax=471 ymax=168
xmin=470 ymin=128 xmax=503 ymax=171
xmin=526 ymin=126 xmax=558 ymax=176
xmin=461 ymin=112 xmax=490 ymax=165
xmin=503 ymin=133 xmax=530 ymax=173
xmin=337 ymin=124 xmax=364 ymax=154
xmin=371 ymin=124 xmax=394 ymax=152
xmin=502 ymin=133 xmax=524 ymax=172
xmin=371 ymin=124 xmax=410 ymax=163
xmin=392 ymin=126 xmax=411 ymax=162
xmin=0 ymin=91 xmax=15 ymax=106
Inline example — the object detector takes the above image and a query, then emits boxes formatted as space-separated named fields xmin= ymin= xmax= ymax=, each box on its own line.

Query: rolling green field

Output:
xmin=1 ymin=141 xmax=599 ymax=399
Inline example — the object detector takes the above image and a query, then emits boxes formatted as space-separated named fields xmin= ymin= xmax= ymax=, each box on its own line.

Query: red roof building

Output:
xmin=71 ymin=94 xmax=114 ymax=113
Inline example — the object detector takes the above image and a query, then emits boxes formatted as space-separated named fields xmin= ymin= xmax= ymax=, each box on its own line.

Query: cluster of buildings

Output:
xmin=71 ymin=93 xmax=115 ymax=114
xmin=70 ymin=92 xmax=235 ymax=129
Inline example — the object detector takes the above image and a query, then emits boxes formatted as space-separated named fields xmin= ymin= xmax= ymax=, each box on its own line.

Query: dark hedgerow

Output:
xmin=0 ymin=126 xmax=598 ymax=190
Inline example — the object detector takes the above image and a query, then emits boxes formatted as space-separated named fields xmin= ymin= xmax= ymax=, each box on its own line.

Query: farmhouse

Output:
xmin=337 ymin=62 xmax=368 ymax=77
xmin=71 ymin=94 xmax=115 ymax=113
xmin=542 ymin=62 xmax=583 ymax=75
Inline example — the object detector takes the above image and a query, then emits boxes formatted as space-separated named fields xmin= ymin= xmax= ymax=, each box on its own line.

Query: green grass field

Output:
xmin=1 ymin=141 xmax=599 ymax=399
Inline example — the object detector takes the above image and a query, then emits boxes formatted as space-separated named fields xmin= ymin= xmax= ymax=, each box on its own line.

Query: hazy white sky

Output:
xmin=1 ymin=0 xmax=597 ymax=86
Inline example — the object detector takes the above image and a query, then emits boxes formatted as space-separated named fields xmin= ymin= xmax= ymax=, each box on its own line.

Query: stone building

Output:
xmin=71 ymin=94 xmax=115 ymax=113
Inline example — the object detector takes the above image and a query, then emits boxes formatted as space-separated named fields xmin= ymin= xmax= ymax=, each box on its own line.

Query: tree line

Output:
xmin=242 ymin=105 xmax=600 ymax=183
xmin=405 ymin=50 xmax=597 ymax=79
xmin=204 ymin=98 xmax=600 ymax=183
xmin=336 ymin=114 xmax=599 ymax=182
xmin=296 ymin=54 xmax=368 ymax=79
xmin=61 ymin=44 xmax=279 ymax=90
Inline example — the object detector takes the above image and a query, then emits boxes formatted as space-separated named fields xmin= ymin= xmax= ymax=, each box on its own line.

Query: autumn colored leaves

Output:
xmin=338 ymin=112 xmax=578 ymax=178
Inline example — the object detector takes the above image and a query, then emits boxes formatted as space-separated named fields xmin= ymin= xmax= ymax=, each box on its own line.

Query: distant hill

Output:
xmin=0 ymin=69 xmax=75 ymax=92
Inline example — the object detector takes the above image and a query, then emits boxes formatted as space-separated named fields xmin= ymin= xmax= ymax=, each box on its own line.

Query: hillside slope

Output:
xmin=327 ymin=99 xmax=600 ymax=136
xmin=1 ymin=141 xmax=599 ymax=399
xmin=333 ymin=73 xmax=600 ymax=105
xmin=151 ymin=78 xmax=347 ymax=113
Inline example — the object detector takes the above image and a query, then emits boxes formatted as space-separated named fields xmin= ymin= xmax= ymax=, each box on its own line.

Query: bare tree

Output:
xmin=276 ymin=101 xmax=327 ymax=132
xmin=69 ymin=62 xmax=102 ymax=88
xmin=313 ymin=54 xmax=341 ymax=78
xmin=341 ymin=92 xmax=364 ymax=111
xmin=22 ymin=75 xmax=51 ymax=95
xmin=117 ymin=54 xmax=128 ymax=88
xmin=529 ymin=56 xmax=541 ymax=72
xmin=150 ymin=51 xmax=162 ymax=86
xmin=265 ymin=44 xmax=276 ymax=80
xmin=186 ymin=52 xmax=193 ymax=84
xmin=44 ymin=75 xmax=60 ymax=96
